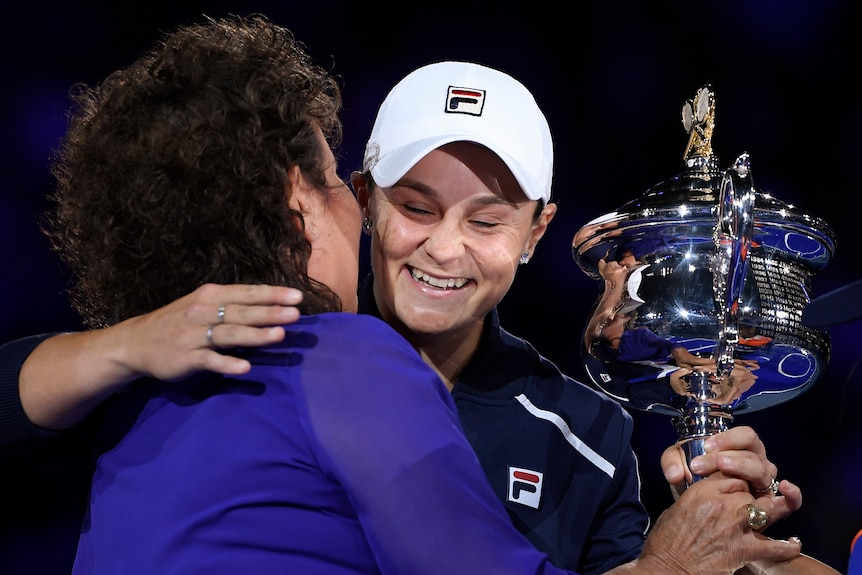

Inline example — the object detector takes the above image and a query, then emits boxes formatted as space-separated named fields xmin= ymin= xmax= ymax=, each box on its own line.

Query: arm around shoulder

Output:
xmin=18 ymin=329 xmax=136 ymax=430
xmin=0 ymin=333 xmax=58 ymax=448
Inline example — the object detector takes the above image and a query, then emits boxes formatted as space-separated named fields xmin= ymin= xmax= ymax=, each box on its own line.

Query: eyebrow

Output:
xmin=395 ymin=178 xmax=520 ymax=209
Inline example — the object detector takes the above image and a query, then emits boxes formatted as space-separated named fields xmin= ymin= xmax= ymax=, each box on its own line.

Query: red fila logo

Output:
xmin=446 ymin=86 xmax=485 ymax=116
xmin=507 ymin=466 xmax=543 ymax=509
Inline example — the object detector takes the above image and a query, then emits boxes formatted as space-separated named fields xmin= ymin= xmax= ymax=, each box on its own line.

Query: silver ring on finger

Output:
xmin=216 ymin=305 xmax=226 ymax=324
xmin=206 ymin=325 xmax=216 ymax=349
xmin=753 ymin=477 xmax=780 ymax=497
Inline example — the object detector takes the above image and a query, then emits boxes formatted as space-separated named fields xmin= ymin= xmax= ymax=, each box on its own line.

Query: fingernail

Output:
xmin=702 ymin=437 xmax=716 ymax=452
xmin=788 ymin=537 xmax=801 ymax=545
xmin=689 ymin=458 xmax=705 ymax=474
xmin=664 ymin=464 xmax=682 ymax=481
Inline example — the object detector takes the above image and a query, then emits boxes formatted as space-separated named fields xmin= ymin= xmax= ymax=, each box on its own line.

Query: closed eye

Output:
xmin=404 ymin=203 xmax=433 ymax=216
xmin=470 ymin=219 xmax=498 ymax=228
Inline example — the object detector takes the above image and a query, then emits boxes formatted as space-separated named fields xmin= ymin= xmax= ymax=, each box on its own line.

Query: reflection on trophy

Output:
xmin=572 ymin=85 xmax=836 ymax=482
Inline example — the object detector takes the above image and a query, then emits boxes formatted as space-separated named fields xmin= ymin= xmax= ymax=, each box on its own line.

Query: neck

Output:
xmin=400 ymin=322 xmax=484 ymax=392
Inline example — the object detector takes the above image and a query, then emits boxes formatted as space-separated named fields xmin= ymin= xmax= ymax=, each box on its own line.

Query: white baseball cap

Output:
xmin=362 ymin=61 xmax=554 ymax=204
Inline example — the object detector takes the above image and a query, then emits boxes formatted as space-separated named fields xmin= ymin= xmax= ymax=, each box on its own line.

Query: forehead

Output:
xmin=405 ymin=142 xmax=528 ymax=203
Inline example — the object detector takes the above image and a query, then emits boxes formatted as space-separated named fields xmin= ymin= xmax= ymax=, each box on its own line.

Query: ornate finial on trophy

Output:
xmin=681 ymin=85 xmax=716 ymax=166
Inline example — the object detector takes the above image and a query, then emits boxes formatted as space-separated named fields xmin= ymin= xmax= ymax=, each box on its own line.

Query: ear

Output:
xmin=285 ymin=164 xmax=319 ymax=239
xmin=350 ymin=171 xmax=370 ymax=213
xmin=525 ymin=202 xmax=558 ymax=254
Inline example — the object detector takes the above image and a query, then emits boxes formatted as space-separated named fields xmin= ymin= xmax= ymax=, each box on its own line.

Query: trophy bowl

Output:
xmin=572 ymin=86 xmax=836 ymax=480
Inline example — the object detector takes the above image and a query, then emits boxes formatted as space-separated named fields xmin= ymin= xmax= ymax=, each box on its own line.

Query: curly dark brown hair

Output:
xmin=43 ymin=14 xmax=344 ymax=328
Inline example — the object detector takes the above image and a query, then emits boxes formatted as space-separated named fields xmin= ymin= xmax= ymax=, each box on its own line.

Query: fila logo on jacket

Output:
xmin=507 ymin=466 xmax=544 ymax=509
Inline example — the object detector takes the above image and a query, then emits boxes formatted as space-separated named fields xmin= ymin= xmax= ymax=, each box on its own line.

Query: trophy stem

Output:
xmin=671 ymin=154 xmax=752 ymax=486
xmin=672 ymin=370 xmax=734 ymax=485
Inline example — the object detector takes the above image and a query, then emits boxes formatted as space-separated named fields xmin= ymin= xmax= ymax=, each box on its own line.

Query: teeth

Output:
xmin=411 ymin=268 xmax=468 ymax=290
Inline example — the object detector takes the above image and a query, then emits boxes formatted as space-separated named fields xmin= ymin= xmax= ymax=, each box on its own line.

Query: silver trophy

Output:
xmin=572 ymin=86 xmax=836 ymax=482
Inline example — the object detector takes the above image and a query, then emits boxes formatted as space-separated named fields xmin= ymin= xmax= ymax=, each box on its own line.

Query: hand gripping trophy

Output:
xmin=572 ymin=85 xmax=836 ymax=483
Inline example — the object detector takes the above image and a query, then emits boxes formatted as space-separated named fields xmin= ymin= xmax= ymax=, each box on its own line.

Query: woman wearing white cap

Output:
xmin=346 ymin=60 xmax=835 ymax=574
xmin=351 ymin=62 xmax=645 ymax=572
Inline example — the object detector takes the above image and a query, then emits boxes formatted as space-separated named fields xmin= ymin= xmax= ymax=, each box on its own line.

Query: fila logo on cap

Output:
xmin=507 ymin=466 xmax=543 ymax=509
xmin=446 ymin=86 xmax=485 ymax=116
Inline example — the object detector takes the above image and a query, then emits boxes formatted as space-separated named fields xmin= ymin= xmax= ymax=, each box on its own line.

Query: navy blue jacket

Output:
xmin=358 ymin=275 xmax=649 ymax=574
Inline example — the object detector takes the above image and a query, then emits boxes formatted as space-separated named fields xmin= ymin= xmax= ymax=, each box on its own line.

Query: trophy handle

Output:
xmin=674 ymin=153 xmax=755 ymax=483
xmin=713 ymin=153 xmax=755 ymax=377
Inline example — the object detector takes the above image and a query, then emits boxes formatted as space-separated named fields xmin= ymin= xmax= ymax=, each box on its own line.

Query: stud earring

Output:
xmin=519 ymin=251 xmax=530 ymax=265
xmin=362 ymin=217 xmax=372 ymax=235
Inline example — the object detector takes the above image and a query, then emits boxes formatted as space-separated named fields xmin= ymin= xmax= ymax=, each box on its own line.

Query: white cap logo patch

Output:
xmin=446 ymin=86 xmax=485 ymax=116
xmin=507 ymin=466 xmax=543 ymax=509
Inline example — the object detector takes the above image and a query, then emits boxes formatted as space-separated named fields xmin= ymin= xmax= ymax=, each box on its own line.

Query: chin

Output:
xmin=401 ymin=309 xmax=464 ymax=336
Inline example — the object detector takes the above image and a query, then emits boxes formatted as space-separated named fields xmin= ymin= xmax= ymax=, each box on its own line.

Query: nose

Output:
xmin=422 ymin=218 xmax=465 ymax=263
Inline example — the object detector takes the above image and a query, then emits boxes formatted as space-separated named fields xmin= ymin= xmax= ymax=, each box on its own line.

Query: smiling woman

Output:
xmin=352 ymin=61 xmax=557 ymax=391
xmin=353 ymin=60 xmax=751 ymax=573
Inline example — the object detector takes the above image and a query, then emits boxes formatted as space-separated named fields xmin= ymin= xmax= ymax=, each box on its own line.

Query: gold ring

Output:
xmin=216 ymin=305 xmax=226 ymax=324
xmin=747 ymin=503 xmax=768 ymax=530
xmin=753 ymin=477 xmax=780 ymax=497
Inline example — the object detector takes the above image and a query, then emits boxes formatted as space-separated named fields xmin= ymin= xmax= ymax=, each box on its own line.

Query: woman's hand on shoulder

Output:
xmin=116 ymin=283 xmax=302 ymax=380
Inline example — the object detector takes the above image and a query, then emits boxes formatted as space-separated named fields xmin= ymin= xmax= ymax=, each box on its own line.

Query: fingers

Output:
xmin=700 ymin=426 xmax=764 ymax=462
xmin=690 ymin=426 xmax=776 ymax=484
xmin=701 ymin=471 xmax=753 ymax=494
xmin=204 ymin=325 xmax=286 ymax=354
xmin=191 ymin=284 xmax=303 ymax=349
xmin=679 ymin=427 xmax=799 ymax=531
xmin=660 ymin=426 xmax=773 ymax=490
xmin=194 ymin=330 xmax=285 ymax=375
xmin=746 ymin=535 xmax=803 ymax=565
xmin=660 ymin=442 xmax=691 ymax=489
xmin=776 ymin=478 xmax=802 ymax=512
xmin=119 ymin=284 xmax=303 ymax=382
xmin=757 ymin=479 xmax=802 ymax=524
xmin=690 ymin=444 xmax=775 ymax=482
xmin=641 ymin=473 xmax=801 ymax=573
xmin=197 ymin=283 xmax=304 ymax=306
xmin=191 ymin=283 xmax=303 ymax=327
xmin=699 ymin=477 xmax=803 ymax=564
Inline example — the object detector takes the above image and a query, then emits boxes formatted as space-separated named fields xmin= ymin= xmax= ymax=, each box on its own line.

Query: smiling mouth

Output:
xmin=409 ymin=266 xmax=469 ymax=290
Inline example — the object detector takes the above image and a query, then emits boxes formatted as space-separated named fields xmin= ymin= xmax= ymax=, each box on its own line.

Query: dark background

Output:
xmin=2 ymin=1 xmax=860 ymax=573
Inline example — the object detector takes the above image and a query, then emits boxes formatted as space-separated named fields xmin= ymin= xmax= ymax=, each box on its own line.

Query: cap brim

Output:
xmin=801 ymin=278 xmax=862 ymax=328
xmin=369 ymin=135 xmax=547 ymax=203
